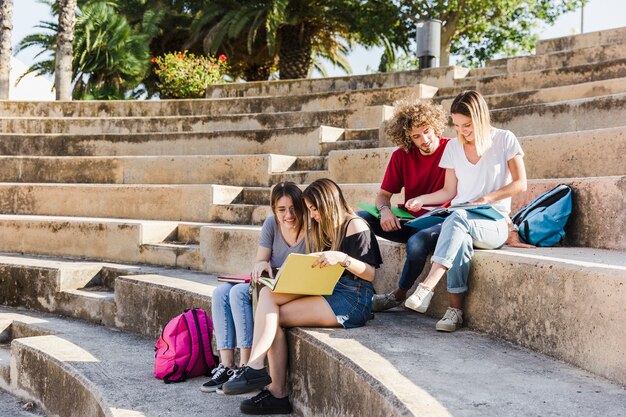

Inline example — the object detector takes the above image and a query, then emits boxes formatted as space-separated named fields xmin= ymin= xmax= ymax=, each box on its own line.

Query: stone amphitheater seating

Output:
xmin=0 ymin=27 xmax=625 ymax=416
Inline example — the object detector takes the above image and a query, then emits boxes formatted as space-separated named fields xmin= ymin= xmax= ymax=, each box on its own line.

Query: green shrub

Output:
xmin=153 ymin=51 xmax=229 ymax=99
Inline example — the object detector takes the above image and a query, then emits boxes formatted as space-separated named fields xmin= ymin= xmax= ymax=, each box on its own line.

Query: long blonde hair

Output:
xmin=302 ymin=178 xmax=354 ymax=252
xmin=450 ymin=90 xmax=492 ymax=156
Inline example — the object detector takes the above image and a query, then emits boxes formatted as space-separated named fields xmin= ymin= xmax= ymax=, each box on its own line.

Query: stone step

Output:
xmin=269 ymin=169 xmax=330 ymax=185
xmin=536 ymin=25 xmax=626 ymax=54
xmin=0 ymin=154 xmax=301 ymax=187
xmin=208 ymin=204 xmax=273 ymax=226
xmin=0 ymin=183 xmax=246 ymax=223
xmin=441 ymin=77 xmax=626 ymax=111
xmin=0 ymin=105 xmax=392 ymax=134
xmin=0 ymin=84 xmax=437 ymax=118
xmin=0 ymin=215 xmax=182 ymax=266
xmin=488 ymin=93 xmax=626 ymax=137
xmin=291 ymin=155 xmax=327 ymax=171
xmin=0 ymin=125 xmax=346 ymax=157
xmin=1 ymin=251 xmax=625 ymax=415
xmin=476 ymin=58 xmax=626 ymax=95
xmin=213 ymin=176 xmax=626 ymax=252
xmin=320 ymin=138 xmax=379 ymax=154
xmin=204 ymin=66 xmax=468 ymax=98
xmin=199 ymin=224 xmax=626 ymax=388
xmin=0 ymin=307 xmax=245 ymax=417
xmin=504 ymin=42 xmax=626 ymax=74
xmin=0 ymin=387 xmax=42 ymax=417
xmin=334 ymin=126 xmax=626 ymax=182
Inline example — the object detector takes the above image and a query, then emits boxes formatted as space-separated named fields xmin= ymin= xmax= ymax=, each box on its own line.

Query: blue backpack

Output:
xmin=511 ymin=184 xmax=573 ymax=247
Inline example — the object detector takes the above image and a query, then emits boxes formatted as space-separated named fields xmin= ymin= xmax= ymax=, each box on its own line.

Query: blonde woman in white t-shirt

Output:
xmin=402 ymin=90 xmax=528 ymax=332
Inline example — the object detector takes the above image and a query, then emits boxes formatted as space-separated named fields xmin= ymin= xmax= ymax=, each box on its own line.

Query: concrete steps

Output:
xmin=334 ymin=126 xmax=626 ymax=182
xmin=0 ymin=154 xmax=307 ymax=186
xmin=0 ymin=251 xmax=624 ymax=416
xmin=0 ymin=84 xmax=436 ymax=118
xmin=0 ymin=307 xmax=246 ymax=417
xmin=204 ymin=66 xmax=468 ymax=98
xmin=0 ymin=125 xmax=346 ymax=157
xmin=0 ymin=106 xmax=392 ymax=134
xmin=536 ymin=26 xmax=626 ymax=54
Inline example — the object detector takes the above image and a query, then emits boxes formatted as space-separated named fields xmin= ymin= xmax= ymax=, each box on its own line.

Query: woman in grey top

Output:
xmin=201 ymin=182 xmax=306 ymax=393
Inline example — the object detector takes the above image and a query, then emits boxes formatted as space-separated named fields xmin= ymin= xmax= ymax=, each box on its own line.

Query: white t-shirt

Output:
xmin=439 ymin=127 xmax=524 ymax=216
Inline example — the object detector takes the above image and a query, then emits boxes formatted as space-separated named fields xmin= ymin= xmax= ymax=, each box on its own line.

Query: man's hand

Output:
xmin=505 ymin=231 xmax=536 ymax=248
xmin=380 ymin=207 xmax=401 ymax=231
xmin=404 ymin=197 xmax=424 ymax=212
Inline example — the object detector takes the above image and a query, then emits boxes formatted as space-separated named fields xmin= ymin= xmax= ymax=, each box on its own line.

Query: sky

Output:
xmin=7 ymin=0 xmax=626 ymax=98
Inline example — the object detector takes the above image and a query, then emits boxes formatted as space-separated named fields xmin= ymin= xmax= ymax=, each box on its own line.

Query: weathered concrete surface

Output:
xmin=514 ymin=176 xmax=626 ymax=251
xmin=0 ymin=387 xmax=43 ymax=416
xmin=1 ymin=309 xmax=247 ymax=417
xmin=0 ymin=215 xmax=179 ymax=264
xmin=0 ymin=126 xmax=344 ymax=157
xmin=477 ymin=59 xmax=626 ymax=95
xmin=507 ymin=42 xmax=626 ymax=73
xmin=0 ymin=154 xmax=299 ymax=186
xmin=0 ymin=184 xmax=221 ymax=222
xmin=290 ymin=313 xmax=626 ymax=417
xmin=0 ymin=106 xmax=391 ymax=134
xmin=329 ymin=126 xmax=626 ymax=183
xmin=536 ymin=26 xmax=626 ymax=54
xmin=468 ymin=247 xmax=626 ymax=386
xmin=114 ymin=273 xmax=216 ymax=338
xmin=0 ymin=84 xmax=435 ymax=118
xmin=200 ymin=224 xmax=260 ymax=274
xmin=205 ymin=67 xmax=467 ymax=98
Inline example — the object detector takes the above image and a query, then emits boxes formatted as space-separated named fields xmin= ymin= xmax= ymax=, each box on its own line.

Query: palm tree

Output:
xmin=16 ymin=1 xmax=161 ymax=99
xmin=0 ymin=0 xmax=13 ymax=99
xmin=191 ymin=0 xmax=357 ymax=80
xmin=56 ymin=0 xmax=77 ymax=100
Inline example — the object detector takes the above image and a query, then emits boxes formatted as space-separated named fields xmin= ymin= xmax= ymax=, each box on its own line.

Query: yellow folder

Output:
xmin=258 ymin=253 xmax=345 ymax=295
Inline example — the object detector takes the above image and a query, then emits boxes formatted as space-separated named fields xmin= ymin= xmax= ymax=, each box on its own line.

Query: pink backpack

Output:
xmin=154 ymin=308 xmax=217 ymax=383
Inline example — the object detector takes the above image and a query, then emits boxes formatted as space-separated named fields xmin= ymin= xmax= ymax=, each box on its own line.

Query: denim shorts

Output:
xmin=323 ymin=277 xmax=374 ymax=329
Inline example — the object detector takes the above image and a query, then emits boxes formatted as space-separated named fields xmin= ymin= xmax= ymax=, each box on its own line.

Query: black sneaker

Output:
xmin=222 ymin=366 xmax=272 ymax=395
xmin=240 ymin=390 xmax=292 ymax=415
xmin=200 ymin=363 xmax=234 ymax=393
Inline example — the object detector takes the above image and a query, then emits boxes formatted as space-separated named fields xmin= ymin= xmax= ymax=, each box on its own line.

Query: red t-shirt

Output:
xmin=380 ymin=137 xmax=450 ymax=217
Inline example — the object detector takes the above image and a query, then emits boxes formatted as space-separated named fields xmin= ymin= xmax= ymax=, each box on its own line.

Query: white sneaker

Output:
xmin=436 ymin=307 xmax=463 ymax=332
xmin=404 ymin=283 xmax=434 ymax=313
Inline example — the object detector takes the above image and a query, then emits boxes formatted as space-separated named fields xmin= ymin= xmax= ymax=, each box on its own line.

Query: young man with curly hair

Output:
xmin=357 ymin=99 xmax=451 ymax=312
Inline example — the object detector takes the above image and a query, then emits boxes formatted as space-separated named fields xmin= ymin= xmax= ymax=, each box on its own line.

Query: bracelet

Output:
xmin=378 ymin=205 xmax=391 ymax=212
xmin=340 ymin=254 xmax=351 ymax=268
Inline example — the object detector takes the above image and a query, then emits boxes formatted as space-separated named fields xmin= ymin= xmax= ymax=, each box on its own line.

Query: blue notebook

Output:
xmin=404 ymin=205 xmax=504 ymax=231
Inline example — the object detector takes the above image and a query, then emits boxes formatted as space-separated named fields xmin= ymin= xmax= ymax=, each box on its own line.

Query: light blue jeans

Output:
xmin=211 ymin=283 xmax=254 ymax=350
xmin=431 ymin=210 xmax=508 ymax=294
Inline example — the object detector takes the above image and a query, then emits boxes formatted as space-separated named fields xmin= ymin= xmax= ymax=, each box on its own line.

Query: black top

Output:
xmin=339 ymin=218 xmax=383 ymax=279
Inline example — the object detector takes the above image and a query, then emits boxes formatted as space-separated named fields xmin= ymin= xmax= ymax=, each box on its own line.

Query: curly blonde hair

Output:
xmin=384 ymin=99 xmax=448 ymax=152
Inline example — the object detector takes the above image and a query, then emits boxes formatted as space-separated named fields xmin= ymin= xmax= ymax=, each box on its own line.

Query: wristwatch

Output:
xmin=340 ymin=254 xmax=351 ymax=268
xmin=509 ymin=223 xmax=519 ymax=232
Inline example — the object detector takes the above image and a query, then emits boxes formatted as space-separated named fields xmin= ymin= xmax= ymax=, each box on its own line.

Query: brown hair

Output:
xmin=270 ymin=181 xmax=305 ymax=237
xmin=384 ymin=99 xmax=447 ymax=152
xmin=302 ymin=178 xmax=354 ymax=252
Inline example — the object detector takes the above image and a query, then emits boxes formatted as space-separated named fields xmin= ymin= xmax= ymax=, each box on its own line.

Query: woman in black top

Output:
xmin=222 ymin=178 xmax=382 ymax=415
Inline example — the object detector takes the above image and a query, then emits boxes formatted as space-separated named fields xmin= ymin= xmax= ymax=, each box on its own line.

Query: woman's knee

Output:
xmin=213 ymin=283 xmax=232 ymax=302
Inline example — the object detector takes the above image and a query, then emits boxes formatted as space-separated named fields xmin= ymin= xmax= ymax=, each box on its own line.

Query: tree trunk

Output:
xmin=0 ymin=0 xmax=13 ymax=100
xmin=277 ymin=24 xmax=313 ymax=80
xmin=55 ymin=0 xmax=77 ymax=100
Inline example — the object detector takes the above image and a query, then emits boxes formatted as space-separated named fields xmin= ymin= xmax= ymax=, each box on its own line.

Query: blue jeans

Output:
xmin=211 ymin=282 xmax=253 ymax=350
xmin=358 ymin=211 xmax=441 ymax=291
xmin=431 ymin=210 xmax=508 ymax=294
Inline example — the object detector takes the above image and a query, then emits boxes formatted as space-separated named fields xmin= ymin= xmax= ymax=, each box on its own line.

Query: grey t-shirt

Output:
xmin=259 ymin=215 xmax=306 ymax=267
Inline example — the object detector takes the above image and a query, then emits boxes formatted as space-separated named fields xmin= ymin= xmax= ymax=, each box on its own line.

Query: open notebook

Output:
xmin=258 ymin=253 xmax=344 ymax=295
xmin=405 ymin=203 xmax=504 ymax=231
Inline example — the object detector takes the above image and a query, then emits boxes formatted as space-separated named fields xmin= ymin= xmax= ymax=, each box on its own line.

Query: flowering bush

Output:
xmin=153 ymin=51 xmax=229 ymax=99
